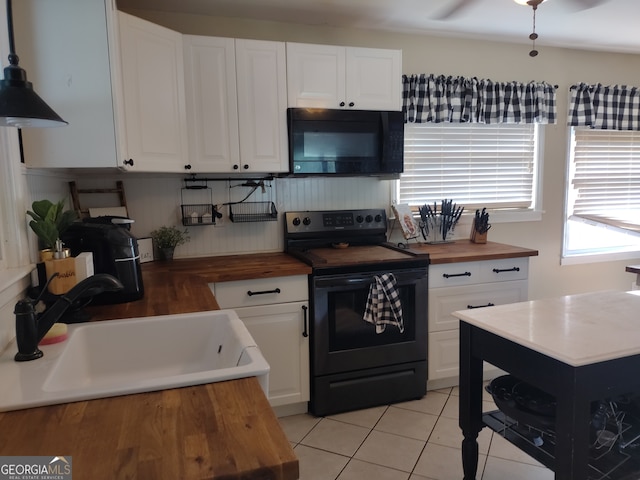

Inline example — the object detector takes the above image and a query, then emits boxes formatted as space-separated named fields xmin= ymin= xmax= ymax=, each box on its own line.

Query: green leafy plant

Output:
xmin=27 ymin=199 xmax=78 ymax=250
xmin=150 ymin=226 xmax=190 ymax=249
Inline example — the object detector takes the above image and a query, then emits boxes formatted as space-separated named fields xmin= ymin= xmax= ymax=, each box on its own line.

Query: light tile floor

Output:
xmin=278 ymin=386 xmax=554 ymax=480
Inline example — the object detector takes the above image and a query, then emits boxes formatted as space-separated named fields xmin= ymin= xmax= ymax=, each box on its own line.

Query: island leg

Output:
xmin=554 ymin=370 xmax=591 ymax=480
xmin=459 ymin=321 xmax=484 ymax=480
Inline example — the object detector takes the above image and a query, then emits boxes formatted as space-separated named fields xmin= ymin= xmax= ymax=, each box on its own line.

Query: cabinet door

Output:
xmin=429 ymin=330 xmax=460 ymax=381
xmin=234 ymin=302 xmax=310 ymax=407
xmin=235 ymin=39 xmax=289 ymax=173
xmin=346 ymin=47 xmax=402 ymax=111
xmin=117 ymin=12 xmax=188 ymax=172
xmin=429 ymin=331 xmax=499 ymax=382
xmin=15 ymin=0 xmax=118 ymax=168
xmin=286 ymin=43 xmax=345 ymax=109
xmin=183 ymin=35 xmax=240 ymax=173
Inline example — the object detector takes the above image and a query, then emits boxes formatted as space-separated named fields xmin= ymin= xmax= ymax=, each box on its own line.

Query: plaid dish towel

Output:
xmin=363 ymin=273 xmax=404 ymax=334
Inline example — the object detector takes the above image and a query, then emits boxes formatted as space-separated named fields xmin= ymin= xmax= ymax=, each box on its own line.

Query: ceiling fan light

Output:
xmin=513 ymin=0 xmax=548 ymax=5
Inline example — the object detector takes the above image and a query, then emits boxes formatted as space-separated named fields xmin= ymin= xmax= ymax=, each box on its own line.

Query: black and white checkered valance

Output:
xmin=402 ymin=74 xmax=557 ymax=124
xmin=568 ymin=83 xmax=640 ymax=130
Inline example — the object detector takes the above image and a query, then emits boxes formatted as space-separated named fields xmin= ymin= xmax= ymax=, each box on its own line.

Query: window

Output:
xmin=563 ymin=127 xmax=640 ymax=263
xmin=397 ymin=123 xmax=543 ymax=220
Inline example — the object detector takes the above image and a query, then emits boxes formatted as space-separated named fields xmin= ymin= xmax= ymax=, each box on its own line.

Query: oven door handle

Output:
xmin=315 ymin=277 xmax=377 ymax=288
xmin=314 ymin=271 xmax=426 ymax=288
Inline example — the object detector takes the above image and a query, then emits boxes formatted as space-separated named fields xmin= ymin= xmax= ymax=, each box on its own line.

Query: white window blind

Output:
xmin=399 ymin=123 xmax=538 ymax=210
xmin=570 ymin=128 xmax=640 ymax=233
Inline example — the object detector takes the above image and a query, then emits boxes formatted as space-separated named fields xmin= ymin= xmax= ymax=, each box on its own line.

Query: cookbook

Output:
xmin=392 ymin=204 xmax=419 ymax=240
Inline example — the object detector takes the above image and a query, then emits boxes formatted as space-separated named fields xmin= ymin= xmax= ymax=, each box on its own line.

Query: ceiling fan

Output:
xmin=435 ymin=0 xmax=608 ymax=56
xmin=436 ymin=0 xmax=607 ymax=20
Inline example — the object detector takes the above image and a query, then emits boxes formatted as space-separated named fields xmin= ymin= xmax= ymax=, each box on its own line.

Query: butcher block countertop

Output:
xmin=86 ymin=253 xmax=312 ymax=322
xmin=0 ymin=378 xmax=298 ymax=480
xmin=1 ymin=245 xmax=533 ymax=479
xmin=392 ymin=239 xmax=538 ymax=264
xmin=1 ymin=252 xmax=307 ymax=480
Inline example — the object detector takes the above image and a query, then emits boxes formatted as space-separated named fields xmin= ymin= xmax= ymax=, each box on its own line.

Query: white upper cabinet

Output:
xmin=235 ymin=39 xmax=289 ymax=173
xmin=183 ymin=37 xmax=288 ymax=173
xmin=17 ymin=6 xmax=398 ymax=172
xmin=345 ymin=47 xmax=402 ymax=111
xmin=183 ymin=36 xmax=240 ymax=173
xmin=14 ymin=0 xmax=119 ymax=168
xmin=287 ymin=43 xmax=402 ymax=111
xmin=286 ymin=44 xmax=345 ymax=109
xmin=116 ymin=12 xmax=189 ymax=172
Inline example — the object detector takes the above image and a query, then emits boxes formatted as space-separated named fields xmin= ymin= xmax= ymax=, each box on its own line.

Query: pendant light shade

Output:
xmin=0 ymin=0 xmax=67 ymax=128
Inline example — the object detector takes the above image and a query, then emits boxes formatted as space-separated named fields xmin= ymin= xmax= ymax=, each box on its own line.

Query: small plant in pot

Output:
xmin=27 ymin=199 xmax=78 ymax=261
xmin=150 ymin=225 xmax=189 ymax=260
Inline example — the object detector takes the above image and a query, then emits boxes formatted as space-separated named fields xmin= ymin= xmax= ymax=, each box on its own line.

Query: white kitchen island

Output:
xmin=454 ymin=290 xmax=640 ymax=480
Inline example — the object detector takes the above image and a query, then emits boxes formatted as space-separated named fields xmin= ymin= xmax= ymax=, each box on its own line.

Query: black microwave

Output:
xmin=287 ymin=108 xmax=404 ymax=176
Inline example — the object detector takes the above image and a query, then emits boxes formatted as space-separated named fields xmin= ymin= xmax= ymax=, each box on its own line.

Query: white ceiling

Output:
xmin=116 ymin=0 xmax=640 ymax=54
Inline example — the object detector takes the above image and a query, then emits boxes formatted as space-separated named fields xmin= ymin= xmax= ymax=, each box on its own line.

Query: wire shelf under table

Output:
xmin=483 ymin=410 xmax=640 ymax=480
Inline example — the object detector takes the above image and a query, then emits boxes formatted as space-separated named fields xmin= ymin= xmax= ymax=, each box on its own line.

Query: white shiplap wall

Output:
xmin=25 ymin=171 xmax=396 ymax=259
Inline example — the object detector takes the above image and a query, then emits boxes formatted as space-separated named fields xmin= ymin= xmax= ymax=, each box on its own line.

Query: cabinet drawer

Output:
xmin=478 ymin=257 xmax=529 ymax=283
xmin=429 ymin=262 xmax=481 ymax=288
xmin=429 ymin=280 xmax=528 ymax=332
xmin=211 ymin=275 xmax=308 ymax=308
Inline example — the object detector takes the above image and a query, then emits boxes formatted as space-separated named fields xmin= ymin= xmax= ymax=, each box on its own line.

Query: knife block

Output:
xmin=470 ymin=219 xmax=487 ymax=244
xmin=44 ymin=257 xmax=77 ymax=295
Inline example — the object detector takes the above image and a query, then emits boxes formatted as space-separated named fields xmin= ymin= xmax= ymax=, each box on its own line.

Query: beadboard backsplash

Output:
xmin=25 ymin=171 xmax=395 ymax=259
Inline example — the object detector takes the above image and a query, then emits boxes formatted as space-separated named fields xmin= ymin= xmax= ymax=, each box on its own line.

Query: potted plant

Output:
xmin=27 ymin=199 xmax=78 ymax=261
xmin=150 ymin=225 xmax=189 ymax=260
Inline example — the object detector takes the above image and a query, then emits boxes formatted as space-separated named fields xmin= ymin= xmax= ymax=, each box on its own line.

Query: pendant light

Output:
xmin=0 ymin=0 xmax=67 ymax=127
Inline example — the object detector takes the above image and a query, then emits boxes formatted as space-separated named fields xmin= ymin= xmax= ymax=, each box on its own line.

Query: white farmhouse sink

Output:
xmin=0 ymin=310 xmax=269 ymax=412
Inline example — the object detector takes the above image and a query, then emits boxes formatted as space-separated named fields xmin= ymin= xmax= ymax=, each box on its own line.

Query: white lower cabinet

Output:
xmin=211 ymin=276 xmax=309 ymax=408
xmin=428 ymin=258 xmax=530 ymax=388
xmin=233 ymin=303 xmax=309 ymax=407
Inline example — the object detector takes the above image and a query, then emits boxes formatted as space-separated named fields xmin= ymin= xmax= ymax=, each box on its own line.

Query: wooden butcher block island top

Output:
xmin=1 ymin=252 xmax=308 ymax=480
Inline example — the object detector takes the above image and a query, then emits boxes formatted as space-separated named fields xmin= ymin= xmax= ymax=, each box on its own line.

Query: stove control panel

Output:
xmin=285 ymin=209 xmax=387 ymax=235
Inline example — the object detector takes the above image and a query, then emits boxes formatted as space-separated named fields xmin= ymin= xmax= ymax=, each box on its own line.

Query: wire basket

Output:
xmin=181 ymin=204 xmax=216 ymax=226
xmin=229 ymin=201 xmax=278 ymax=223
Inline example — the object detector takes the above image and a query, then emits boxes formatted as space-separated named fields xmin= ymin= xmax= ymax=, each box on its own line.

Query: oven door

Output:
xmin=311 ymin=267 xmax=428 ymax=376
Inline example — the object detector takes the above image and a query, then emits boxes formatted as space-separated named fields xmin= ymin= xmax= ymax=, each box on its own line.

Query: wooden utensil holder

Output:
xmin=470 ymin=219 xmax=488 ymax=244
xmin=45 ymin=257 xmax=77 ymax=294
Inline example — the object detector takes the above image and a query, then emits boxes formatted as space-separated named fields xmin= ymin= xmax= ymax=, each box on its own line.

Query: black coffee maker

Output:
xmin=61 ymin=217 xmax=144 ymax=304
